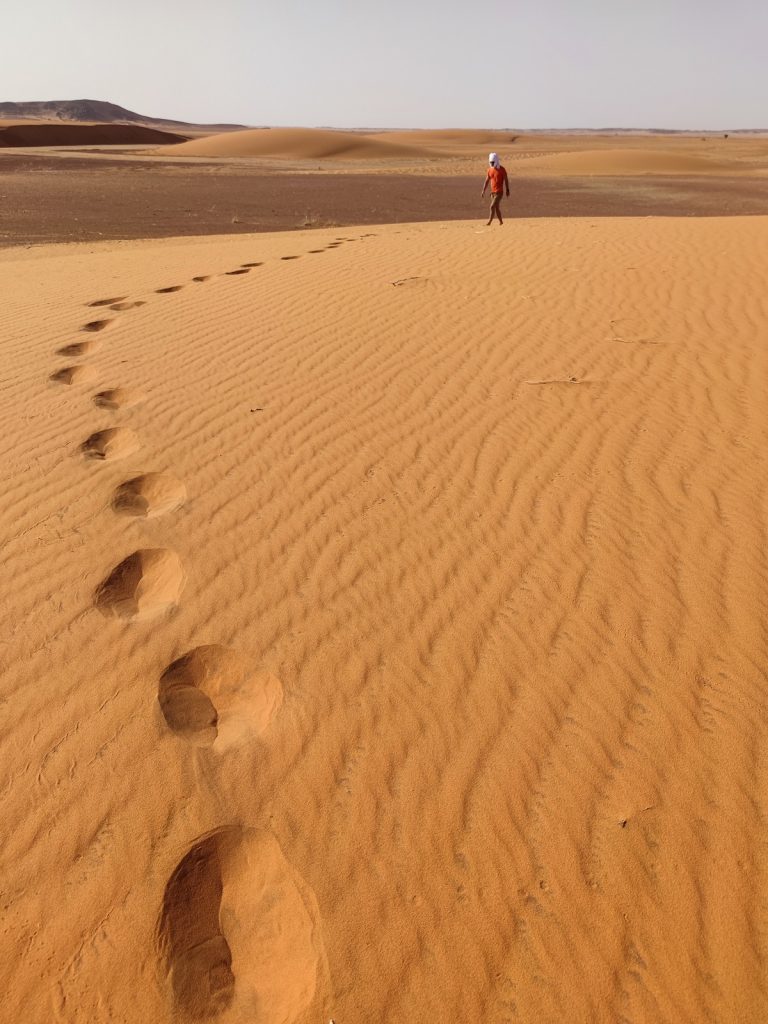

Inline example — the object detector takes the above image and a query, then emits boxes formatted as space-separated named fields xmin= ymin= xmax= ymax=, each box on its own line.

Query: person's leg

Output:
xmin=486 ymin=196 xmax=494 ymax=226
xmin=489 ymin=194 xmax=499 ymax=225
xmin=496 ymin=197 xmax=503 ymax=225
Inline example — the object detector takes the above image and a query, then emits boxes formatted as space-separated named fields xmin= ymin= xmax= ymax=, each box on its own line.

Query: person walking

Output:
xmin=481 ymin=152 xmax=509 ymax=226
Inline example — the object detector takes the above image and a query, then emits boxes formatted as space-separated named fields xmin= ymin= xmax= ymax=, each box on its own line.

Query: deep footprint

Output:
xmin=158 ymin=828 xmax=322 ymax=1022
xmin=225 ymin=269 xmax=249 ymax=275
xmin=87 ymin=296 xmax=127 ymax=307
xmin=93 ymin=387 xmax=146 ymax=411
xmin=51 ymin=365 xmax=97 ymax=386
xmin=192 ymin=276 xmax=211 ymax=282
xmin=158 ymin=645 xmax=282 ymax=747
xmin=82 ymin=319 xmax=113 ymax=332
xmin=156 ymin=286 xmax=183 ymax=294
xmin=58 ymin=339 xmax=101 ymax=357
xmin=95 ymin=548 xmax=185 ymax=621
xmin=81 ymin=427 xmax=140 ymax=461
xmin=110 ymin=300 xmax=146 ymax=311
xmin=280 ymin=255 xmax=300 ymax=260
xmin=240 ymin=262 xmax=262 ymax=268
xmin=112 ymin=473 xmax=187 ymax=519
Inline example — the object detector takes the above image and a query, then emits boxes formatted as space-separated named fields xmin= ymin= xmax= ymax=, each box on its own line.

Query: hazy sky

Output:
xmin=5 ymin=0 xmax=767 ymax=128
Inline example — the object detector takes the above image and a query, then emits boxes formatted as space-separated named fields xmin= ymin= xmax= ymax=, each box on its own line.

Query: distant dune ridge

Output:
xmin=511 ymin=147 xmax=739 ymax=174
xmin=0 ymin=123 xmax=186 ymax=147
xmin=163 ymin=126 xmax=446 ymax=160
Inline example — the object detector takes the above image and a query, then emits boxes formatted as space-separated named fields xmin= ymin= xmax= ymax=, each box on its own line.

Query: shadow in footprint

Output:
xmin=58 ymin=339 xmax=101 ymax=357
xmin=241 ymin=262 xmax=263 ymax=268
xmin=158 ymin=645 xmax=282 ymax=748
xmin=225 ymin=269 xmax=249 ymax=275
xmin=94 ymin=387 xmax=146 ymax=411
xmin=307 ymin=249 xmax=325 ymax=254
xmin=113 ymin=473 xmax=187 ymax=519
xmin=156 ymin=286 xmax=183 ymax=294
xmin=192 ymin=276 xmax=211 ymax=283
xmin=280 ymin=255 xmax=300 ymax=260
xmin=82 ymin=319 xmax=113 ymax=333
xmin=110 ymin=300 xmax=146 ymax=311
xmin=51 ymin=365 xmax=97 ymax=386
xmin=81 ymin=427 xmax=140 ymax=462
xmin=95 ymin=548 xmax=185 ymax=621
xmin=157 ymin=828 xmax=323 ymax=1023
xmin=87 ymin=296 xmax=127 ymax=307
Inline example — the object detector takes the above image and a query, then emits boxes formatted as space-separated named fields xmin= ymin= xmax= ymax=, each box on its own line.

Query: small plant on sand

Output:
xmin=299 ymin=210 xmax=340 ymax=229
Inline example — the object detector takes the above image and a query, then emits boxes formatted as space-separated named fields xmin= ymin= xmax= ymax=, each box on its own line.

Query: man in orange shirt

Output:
xmin=481 ymin=152 xmax=510 ymax=226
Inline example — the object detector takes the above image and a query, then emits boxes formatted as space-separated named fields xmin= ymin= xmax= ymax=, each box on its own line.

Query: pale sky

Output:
xmin=4 ymin=0 xmax=767 ymax=129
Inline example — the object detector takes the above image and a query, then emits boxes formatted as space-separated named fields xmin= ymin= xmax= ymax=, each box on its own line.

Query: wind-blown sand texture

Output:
xmin=1 ymin=217 xmax=767 ymax=1022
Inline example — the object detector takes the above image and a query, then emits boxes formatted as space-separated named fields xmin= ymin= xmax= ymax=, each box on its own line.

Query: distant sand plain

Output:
xmin=1 ymin=124 xmax=768 ymax=1023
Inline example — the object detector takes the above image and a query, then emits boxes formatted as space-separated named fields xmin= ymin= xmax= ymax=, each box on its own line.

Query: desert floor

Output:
xmin=1 ymin=210 xmax=767 ymax=1023
xmin=3 ymin=129 xmax=768 ymax=244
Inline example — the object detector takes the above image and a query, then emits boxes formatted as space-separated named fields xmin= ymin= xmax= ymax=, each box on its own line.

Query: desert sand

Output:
xmin=158 ymin=127 xmax=768 ymax=176
xmin=0 ymin=121 xmax=185 ymax=146
xmin=5 ymin=131 xmax=768 ymax=248
xmin=1 ymin=213 xmax=767 ymax=1023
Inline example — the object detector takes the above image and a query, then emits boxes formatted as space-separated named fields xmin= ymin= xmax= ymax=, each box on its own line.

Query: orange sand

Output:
xmin=1 ymin=217 xmax=768 ymax=1022
xmin=165 ymin=126 xmax=438 ymax=160
xmin=154 ymin=128 xmax=768 ymax=178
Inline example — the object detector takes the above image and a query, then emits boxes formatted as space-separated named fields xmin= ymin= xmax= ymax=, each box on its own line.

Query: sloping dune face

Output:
xmin=163 ymin=126 xmax=439 ymax=159
xmin=0 ymin=122 xmax=186 ymax=147
xmin=370 ymin=128 xmax=521 ymax=147
xmin=515 ymin=146 xmax=738 ymax=174
xmin=1 ymin=217 xmax=768 ymax=1023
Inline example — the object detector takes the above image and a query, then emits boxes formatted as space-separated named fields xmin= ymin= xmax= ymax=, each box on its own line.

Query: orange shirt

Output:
xmin=486 ymin=165 xmax=508 ymax=194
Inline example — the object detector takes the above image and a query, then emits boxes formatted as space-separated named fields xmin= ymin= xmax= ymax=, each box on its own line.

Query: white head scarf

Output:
xmin=488 ymin=152 xmax=500 ymax=167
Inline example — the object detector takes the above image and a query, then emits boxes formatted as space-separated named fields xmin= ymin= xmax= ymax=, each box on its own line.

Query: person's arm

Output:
xmin=505 ymin=168 xmax=510 ymax=196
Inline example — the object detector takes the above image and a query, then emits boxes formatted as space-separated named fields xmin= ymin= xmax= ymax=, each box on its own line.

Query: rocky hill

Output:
xmin=0 ymin=98 xmax=244 ymax=132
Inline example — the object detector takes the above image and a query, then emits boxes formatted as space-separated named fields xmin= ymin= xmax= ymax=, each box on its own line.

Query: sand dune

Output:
xmin=510 ymin=146 xmax=739 ymax=174
xmin=163 ymin=126 xmax=441 ymax=159
xmin=0 ymin=121 xmax=186 ymax=147
xmin=370 ymin=128 xmax=521 ymax=147
xmin=1 ymin=217 xmax=768 ymax=1023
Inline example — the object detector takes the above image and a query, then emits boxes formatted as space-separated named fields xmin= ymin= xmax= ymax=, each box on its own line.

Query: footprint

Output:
xmin=81 ymin=427 xmax=140 ymax=461
xmin=82 ymin=319 xmax=113 ymax=332
xmin=93 ymin=387 xmax=146 ymax=411
xmin=158 ymin=645 xmax=282 ymax=748
xmin=280 ymin=255 xmax=300 ymax=260
xmin=50 ymin=365 xmax=97 ymax=386
xmin=156 ymin=286 xmax=183 ymax=294
xmin=95 ymin=548 xmax=185 ymax=621
xmin=58 ymin=339 xmax=101 ymax=357
xmin=157 ymin=828 xmax=322 ymax=1022
xmin=225 ymin=269 xmax=249 ymax=275
xmin=307 ymin=249 xmax=325 ymax=254
xmin=110 ymin=300 xmax=146 ymax=311
xmin=240 ymin=262 xmax=262 ymax=268
xmin=112 ymin=473 xmax=187 ymax=518
xmin=87 ymin=296 xmax=127 ymax=307
xmin=192 ymin=276 xmax=211 ymax=283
